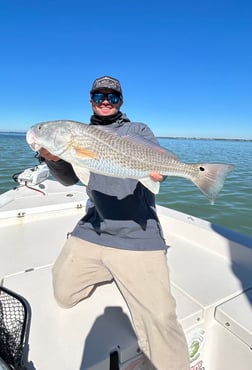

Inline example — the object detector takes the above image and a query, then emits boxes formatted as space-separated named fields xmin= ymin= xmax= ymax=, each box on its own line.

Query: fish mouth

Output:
xmin=30 ymin=142 xmax=42 ymax=151
xmin=26 ymin=130 xmax=42 ymax=151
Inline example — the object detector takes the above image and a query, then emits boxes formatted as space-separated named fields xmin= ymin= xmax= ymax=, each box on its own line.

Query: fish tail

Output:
xmin=191 ymin=163 xmax=235 ymax=204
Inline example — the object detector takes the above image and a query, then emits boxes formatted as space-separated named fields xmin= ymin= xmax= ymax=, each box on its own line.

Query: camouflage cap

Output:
xmin=90 ymin=76 xmax=122 ymax=96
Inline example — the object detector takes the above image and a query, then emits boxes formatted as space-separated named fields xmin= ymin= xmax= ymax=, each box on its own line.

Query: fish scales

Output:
xmin=82 ymin=125 xmax=191 ymax=176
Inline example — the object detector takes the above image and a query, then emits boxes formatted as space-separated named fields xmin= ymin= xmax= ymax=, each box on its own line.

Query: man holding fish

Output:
xmin=36 ymin=76 xmax=191 ymax=369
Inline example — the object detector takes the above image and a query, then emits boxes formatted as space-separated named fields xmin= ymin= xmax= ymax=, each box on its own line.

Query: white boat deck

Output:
xmin=1 ymin=180 xmax=252 ymax=370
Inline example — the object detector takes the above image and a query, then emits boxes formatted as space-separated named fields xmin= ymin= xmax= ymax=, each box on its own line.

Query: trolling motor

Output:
xmin=13 ymin=163 xmax=49 ymax=187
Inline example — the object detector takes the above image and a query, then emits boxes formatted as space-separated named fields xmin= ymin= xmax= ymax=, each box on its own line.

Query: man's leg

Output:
xmin=103 ymin=248 xmax=190 ymax=370
xmin=52 ymin=236 xmax=113 ymax=308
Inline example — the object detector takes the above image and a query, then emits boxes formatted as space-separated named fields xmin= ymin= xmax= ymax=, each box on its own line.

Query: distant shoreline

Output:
xmin=0 ymin=131 xmax=251 ymax=142
xmin=157 ymin=137 xmax=252 ymax=142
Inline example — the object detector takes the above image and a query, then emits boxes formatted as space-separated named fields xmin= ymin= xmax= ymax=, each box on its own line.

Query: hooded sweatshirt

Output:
xmin=45 ymin=113 xmax=166 ymax=251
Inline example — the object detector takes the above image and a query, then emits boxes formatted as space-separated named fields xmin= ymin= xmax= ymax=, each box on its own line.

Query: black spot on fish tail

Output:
xmin=191 ymin=163 xmax=235 ymax=204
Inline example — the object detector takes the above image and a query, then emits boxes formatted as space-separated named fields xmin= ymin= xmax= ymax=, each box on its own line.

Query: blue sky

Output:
xmin=0 ymin=0 xmax=251 ymax=139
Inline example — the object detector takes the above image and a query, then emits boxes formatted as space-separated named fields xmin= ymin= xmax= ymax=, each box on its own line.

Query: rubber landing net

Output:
xmin=0 ymin=287 xmax=28 ymax=370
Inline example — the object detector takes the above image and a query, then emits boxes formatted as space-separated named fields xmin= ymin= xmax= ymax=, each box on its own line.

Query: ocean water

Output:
xmin=0 ymin=133 xmax=251 ymax=238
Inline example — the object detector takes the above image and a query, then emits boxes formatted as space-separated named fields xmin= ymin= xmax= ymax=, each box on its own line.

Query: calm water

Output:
xmin=0 ymin=133 xmax=251 ymax=238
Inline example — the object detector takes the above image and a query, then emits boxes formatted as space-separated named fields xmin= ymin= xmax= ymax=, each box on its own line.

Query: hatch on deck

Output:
xmin=215 ymin=289 xmax=252 ymax=348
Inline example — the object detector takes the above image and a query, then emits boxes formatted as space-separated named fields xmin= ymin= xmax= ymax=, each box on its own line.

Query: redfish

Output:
xmin=26 ymin=120 xmax=234 ymax=204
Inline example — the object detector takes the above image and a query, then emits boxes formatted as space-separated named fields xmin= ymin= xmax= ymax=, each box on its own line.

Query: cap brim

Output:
xmin=90 ymin=88 xmax=122 ymax=95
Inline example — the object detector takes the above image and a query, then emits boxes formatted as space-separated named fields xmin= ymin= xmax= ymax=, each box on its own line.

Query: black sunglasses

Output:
xmin=91 ymin=92 xmax=121 ymax=104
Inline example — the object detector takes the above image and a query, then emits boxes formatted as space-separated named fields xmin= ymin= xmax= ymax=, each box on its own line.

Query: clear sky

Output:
xmin=1 ymin=0 xmax=251 ymax=139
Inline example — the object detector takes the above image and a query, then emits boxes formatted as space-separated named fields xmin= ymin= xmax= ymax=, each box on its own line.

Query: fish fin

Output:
xmin=132 ymin=137 xmax=178 ymax=159
xmin=74 ymin=146 xmax=98 ymax=159
xmin=191 ymin=163 xmax=235 ymax=204
xmin=93 ymin=125 xmax=116 ymax=134
xmin=124 ymin=134 xmax=178 ymax=157
xmin=72 ymin=164 xmax=90 ymax=185
xmin=93 ymin=125 xmax=178 ymax=159
xmin=139 ymin=177 xmax=160 ymax=194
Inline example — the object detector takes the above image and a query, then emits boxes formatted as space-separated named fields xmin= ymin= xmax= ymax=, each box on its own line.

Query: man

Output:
xmin=40 ymin=76 xmax=190 ymax=370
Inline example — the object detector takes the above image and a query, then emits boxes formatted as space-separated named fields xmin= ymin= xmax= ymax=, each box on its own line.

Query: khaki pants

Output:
xmin=52 ymin=236 xmax=190 ymax=370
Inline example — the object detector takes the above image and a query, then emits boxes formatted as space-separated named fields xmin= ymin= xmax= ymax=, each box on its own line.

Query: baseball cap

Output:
xmin=90 ymin=76 xmax=123 ymax=96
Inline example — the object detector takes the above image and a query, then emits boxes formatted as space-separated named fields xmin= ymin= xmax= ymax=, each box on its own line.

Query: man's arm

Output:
xmin=39 ymin=148 xmax=79 ymax=186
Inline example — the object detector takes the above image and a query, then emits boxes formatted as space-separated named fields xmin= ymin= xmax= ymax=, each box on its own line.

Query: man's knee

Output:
xmin=52 ymin=278 xmax=76 ymax=308
xmin=52 ymin=269 xmax=78 ymax=308
xmin=53 ymin=290 xmax=77 ymax=308
xmin=52 ymin=271 xmax=91 ymax=308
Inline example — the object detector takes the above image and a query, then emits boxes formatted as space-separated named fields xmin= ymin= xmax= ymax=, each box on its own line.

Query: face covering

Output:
xmin=90 ymin=111 xmax=123 ymax=125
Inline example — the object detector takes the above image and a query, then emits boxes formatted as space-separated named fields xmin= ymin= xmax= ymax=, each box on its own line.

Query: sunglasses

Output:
xmin=91 ymin=92 xmax=121 ymax=104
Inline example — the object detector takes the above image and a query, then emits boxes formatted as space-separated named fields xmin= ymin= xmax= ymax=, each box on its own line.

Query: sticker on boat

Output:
xmin=187 ymin=327 xmax=206 ymax=368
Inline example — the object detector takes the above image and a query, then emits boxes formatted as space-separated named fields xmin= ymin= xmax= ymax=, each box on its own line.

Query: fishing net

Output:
xmin=0 ymin=287 xmax=28 ymax=370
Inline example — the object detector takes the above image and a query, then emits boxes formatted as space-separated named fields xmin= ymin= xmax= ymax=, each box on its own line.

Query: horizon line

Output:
xmin=0 ymin=130 xmax=251 ymax=142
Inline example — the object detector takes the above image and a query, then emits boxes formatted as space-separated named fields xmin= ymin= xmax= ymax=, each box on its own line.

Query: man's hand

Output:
xmin=150 ymin=171 xmax=164 ymax=182
xmin=39 ymin=148 xmax=61 ymax=162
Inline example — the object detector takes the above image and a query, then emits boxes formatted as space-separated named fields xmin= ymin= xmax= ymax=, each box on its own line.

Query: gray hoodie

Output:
xmin=45 ymin=115 xmax=166 ymax=251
